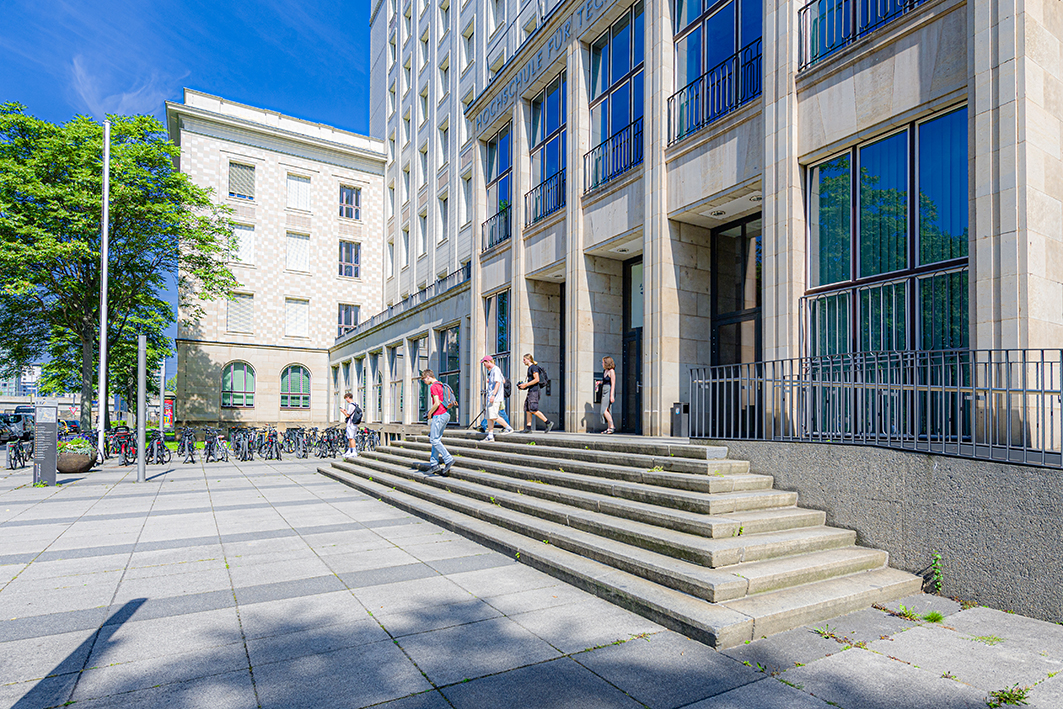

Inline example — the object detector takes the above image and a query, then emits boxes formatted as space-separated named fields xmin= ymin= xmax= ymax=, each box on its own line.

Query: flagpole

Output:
xmin=97 ymin=120 xmax=110 ymax=458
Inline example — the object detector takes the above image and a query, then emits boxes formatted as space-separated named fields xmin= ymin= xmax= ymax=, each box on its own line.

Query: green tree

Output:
xmin=0 ymin=104 xmax=238 ymax=431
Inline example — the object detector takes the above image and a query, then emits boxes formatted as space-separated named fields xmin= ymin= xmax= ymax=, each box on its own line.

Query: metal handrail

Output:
xmin=583 ymin=117 xmax=644 ymax=193
xmin=525 ymin=169 xmax=566 ymax=226
xmin=667 ymin=39 xmax=763 ymax=145
xmin=798 ymin=0 xmax=927 ymax=70
xmin=335 ymin=262 xmax=472 ymax=344
xmin=481 ymin=206 xmax=512 ymax=251
xmin=689 ymin=349 xmax=1063 ymax=468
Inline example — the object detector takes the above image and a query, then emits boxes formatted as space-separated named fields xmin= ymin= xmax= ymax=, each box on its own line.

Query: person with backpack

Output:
xmin=481 ymin=355 xmax=515 ymax=442
xmin=419 ymin=369 xmax=454 ymax=475
xmin=517 ymin=353 xmax=554 ymax=434
xmin=342 ymin=391 xmax=362 ymax=460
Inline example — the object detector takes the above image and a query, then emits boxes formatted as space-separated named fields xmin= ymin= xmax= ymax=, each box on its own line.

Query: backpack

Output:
xmin=346 ymin=402 xmax=363 ymax=425
xmin=503 ymin=377 xmax=512 ymax=398
xmin=535 ymin=365 xmax=550 ymax=395
xmin=441 ymin=382 xmax=458 ymax=411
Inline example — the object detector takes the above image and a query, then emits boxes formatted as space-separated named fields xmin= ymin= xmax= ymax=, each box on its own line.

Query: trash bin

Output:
xmin=670 ymin=402 xmax=689 ymax=438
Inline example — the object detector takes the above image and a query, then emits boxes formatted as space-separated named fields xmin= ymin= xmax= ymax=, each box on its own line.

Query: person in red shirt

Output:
xmin=420 ymin=369 xmax=453 ymax=475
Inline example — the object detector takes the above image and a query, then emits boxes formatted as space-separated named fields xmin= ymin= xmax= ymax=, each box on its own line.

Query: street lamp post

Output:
xmin=97 ymin=120 xmax=110 ymax=458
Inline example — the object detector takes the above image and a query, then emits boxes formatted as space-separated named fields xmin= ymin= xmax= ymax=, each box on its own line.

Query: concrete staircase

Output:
xmin=318 ymin=430 xmax=921 ymax=648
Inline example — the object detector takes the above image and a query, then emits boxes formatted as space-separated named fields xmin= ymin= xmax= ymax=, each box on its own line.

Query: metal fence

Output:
xmin=482 ymin=206 xmax=512 ymax=252
xmin=584 ymin=117 xmax=644 ymax=193
xmin=335 ymin=262 xmax=471 ymax=344
xmin=798 ymin=0 xmax=927 ymax=70
xmin=525 ymin=169 xmax=566 ymax=226
xmin=668 ymin=39 xmax=763 ymax=145
xmin=690 ymin=349 xmax=1063 ymax=468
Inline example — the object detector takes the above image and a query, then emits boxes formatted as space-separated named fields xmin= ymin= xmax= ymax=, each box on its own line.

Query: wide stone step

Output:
xmin=319 ymin=463 xmax=758 ymax=647
xmin=728 ymin=547 xmax=889 ymax=595
xmin=319 ymin=462 xmax=921 ymax=648
xmin=392 ymin=441 xmax=767 ymax=494
xmin=351 ymin=453 xmax=855 ymax=568
xmin=721 ymin=567 xmax=924 ymax=639
xmin=411 ymin=434 xmax=748 ymax=476
xmin=442 ymin=429 xmax=726 ymax=461
xmin=371 ymin=445 xmax=792 ymax=515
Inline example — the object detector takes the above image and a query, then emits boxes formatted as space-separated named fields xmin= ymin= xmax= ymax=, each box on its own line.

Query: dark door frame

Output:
xmin=711 ymin=214 xmax=763 ymax=366
xmin=621 ymin=255 xmax=643 ymax=435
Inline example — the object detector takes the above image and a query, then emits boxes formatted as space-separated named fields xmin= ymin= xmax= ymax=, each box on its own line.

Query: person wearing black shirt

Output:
xmin=517 ymin=353 xmax=554 ymax=434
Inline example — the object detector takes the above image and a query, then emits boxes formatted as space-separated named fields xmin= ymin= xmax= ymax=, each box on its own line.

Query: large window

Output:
xmin=412 ymin=335 xmax=429 ymax=420
xmin=482 ymin=124 xmax=512 ymax=250
xmin=586 ymin=2 xmax=645 ymax=191
xmin=389 ymin=345 xmax=405 ymax=423
xmin=227 ymin=293 xmax=254 ymax=334
xmin=339 ymin=241 xmax=360 ymax=278
xmin=231 ymin=224 xmax=255 ymax=264
xmin=806 ymin=106 xmax=968 ymax=355
xmin=373 ymin=353 xmax=384 ymax=421
xmin=484 ymin=290 xmax=510 ymax=382
xmin=280 ymin=365 xmax=311 ymax=409
xmin=670 ymin=0 xmax=762 ymax=142
xmin=527 ymin=72 xmax=567 ymax=225
xmin=340 ymin=186 xmax=361 ymax=219
xmin=221 ymin=362 xmax=255 ymax=408
xmin=285 ymin=298 xmax=310 ymax=338
xmin=286 ymin=232 xmax=310 ymax=272
xmin=338 ymin=304 xmax=359 ymax=338
xmin=228 ymin=163 xmax=255 ymax=200
xmin=439 ymin=325 xmax=460 ymax=420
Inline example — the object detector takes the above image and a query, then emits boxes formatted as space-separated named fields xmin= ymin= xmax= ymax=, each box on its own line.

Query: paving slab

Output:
xmin=944 ymin=606 xmax=1063 ymax=660
xmin=62 ymin=668 xmax=257 ymax=709
xmin=0 ymin=628 xmax=96 ymax=684
xmin=442 ymin=656 xmax=642 ymax=708
xmin=245 ymin=618 xmax=390 ymax=666
xmin=682 ymin=677 xmax=834 ymax=708
xmin=783 ymin=647 xmax=990 ymax=709
xmin=880 ymin=593 xmax=964 ymax=618
xmin=510 ymin=596 xmax=666 ymax=654
xmin=575 ymin=630 xmax=760 ymax=708
xmin=721 ymin=624 xmax=841 ymax=675
xmin=236 ymin=590 xmax=370 ymax=639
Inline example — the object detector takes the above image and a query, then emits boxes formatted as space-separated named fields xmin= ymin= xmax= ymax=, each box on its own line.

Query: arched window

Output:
xmin=222 ymin=362 xmax=255 ymax=408
xmin=281 ymin=365 xmax=311 ymax=409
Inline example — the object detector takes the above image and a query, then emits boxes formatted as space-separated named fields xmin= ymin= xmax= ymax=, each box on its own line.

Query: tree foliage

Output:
xmin=0 ymin=104 xmax=238 ymax=429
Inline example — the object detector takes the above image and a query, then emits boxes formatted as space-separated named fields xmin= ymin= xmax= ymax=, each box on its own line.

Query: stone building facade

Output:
xmin=337 ymin=0 xmax=1063 ymax=435
xmin=168 ymin=90 xmax=387 ymax=428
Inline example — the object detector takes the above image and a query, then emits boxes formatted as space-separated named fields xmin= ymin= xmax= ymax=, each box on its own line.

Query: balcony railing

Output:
xmin=668 ymin=39 xmax=763 ymax=145
xmin=481 ymin=206 xmax=512 ymax=251
xmin=525 ymin=169 xmax=566 ymax=226
xmin=690 ymin=349 xmax=1063 ymax=469
xmin=584 ymin=117 xmax=644 ymax=193
xmin=336 ymin=262 xmax=471 ymax=343
xmin=798 ymin=0 xmax=927 ymax=71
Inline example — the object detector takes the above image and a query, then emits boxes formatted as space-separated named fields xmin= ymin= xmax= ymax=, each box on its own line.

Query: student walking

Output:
xmin=342 ymin=392 xmax=362 ymax=459
xmin=600 ymin=356 xmax=616 ymax=434
xmin=481 ymin=355 xmax=514 ymax=442
xmin=419 ymin=369 xmax=454 ymax=475
xmin=517 ymin=353 xmax=554 ymax=433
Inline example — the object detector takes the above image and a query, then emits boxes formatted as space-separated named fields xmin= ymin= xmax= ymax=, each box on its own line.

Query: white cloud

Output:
xmin=69 ymin=54 xmax=180 ymax=118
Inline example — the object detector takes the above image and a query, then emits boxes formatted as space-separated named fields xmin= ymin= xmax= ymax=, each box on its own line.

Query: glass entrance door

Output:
xmin=622 ymin=257 xmax=644 ymax=434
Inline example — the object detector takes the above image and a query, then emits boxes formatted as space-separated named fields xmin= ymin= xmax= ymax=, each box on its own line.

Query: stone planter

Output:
xmin=57 ymin=452 xmax=95 ymax=474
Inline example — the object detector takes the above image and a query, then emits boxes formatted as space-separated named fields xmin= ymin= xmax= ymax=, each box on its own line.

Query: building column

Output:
xmin=643 ymin=0 xmax=680 ymax=436
xmin=762 ymin=0 xmax=805 ymax=361
xmin=512 ymin=100 xmax=531 ymax=398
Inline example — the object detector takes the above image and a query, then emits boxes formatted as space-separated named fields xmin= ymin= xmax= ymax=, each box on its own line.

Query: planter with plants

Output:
xmin=58 ymin=438 xmax=96 ymax=474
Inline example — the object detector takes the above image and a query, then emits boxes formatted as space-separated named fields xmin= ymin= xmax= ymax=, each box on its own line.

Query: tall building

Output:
xmin=333 ymin=0 xmax=1062 ymax=436
xmin=168 ymin=90 xmax=387 ymax=428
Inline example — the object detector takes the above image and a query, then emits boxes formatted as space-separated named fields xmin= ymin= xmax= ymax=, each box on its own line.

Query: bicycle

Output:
xmin=203 ymin=427 xmax=229 ymax=463
xmin=230 ymin=427 xmax=257 ymax=461
xmin=259 ymin=427 xmax=283 ymax=460
xmin=146 ymin=431 xmax=172 ymax=465
xmin=6 ymin=440 xmax=28 ymax=469
xmin=354 ymin=427 xmax=380 ymax=453
xmin=315 ymin=426 xmax=344 ymax=458
xmin=178 ymin=426 xmax=197 ymax=464
xmin=111 ymin=429 xmax=136 ymax=466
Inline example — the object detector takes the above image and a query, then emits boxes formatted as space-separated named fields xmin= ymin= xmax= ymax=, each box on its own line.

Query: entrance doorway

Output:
xmin=621 ymin=257 xmax=643 ymax=434
xmin=711 ymin=215 xmax=762 ymax=436
xmin=557 ymin=282 xmax=566 ymax=431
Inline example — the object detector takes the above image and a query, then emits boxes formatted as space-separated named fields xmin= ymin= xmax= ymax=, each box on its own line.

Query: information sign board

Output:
xmin=33 ymin=403 xmax=57 ymax=486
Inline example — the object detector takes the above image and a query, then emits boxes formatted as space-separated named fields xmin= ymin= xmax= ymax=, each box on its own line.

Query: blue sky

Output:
xmin=1 ymin=0 xmax=373 ymax=375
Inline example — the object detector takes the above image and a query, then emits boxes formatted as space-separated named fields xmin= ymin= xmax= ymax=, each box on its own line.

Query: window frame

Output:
xmin=339 ymin=240 xmax=361 ymax=278
xmin=338 ymin=303 xmax=360 ymax=338
xmin=280 ymin=364 xmax=312 ymax=409
xmin=221 ymin=361 xmax=256 ymax=408
xmin=228 ymin=162 xmax=256 ymax=201
xmin=339 ymin=185 xmax=361 ymax=220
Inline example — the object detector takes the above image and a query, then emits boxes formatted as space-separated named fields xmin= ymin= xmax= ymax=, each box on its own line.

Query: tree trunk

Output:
xmin=79 ymin=330 xmax=94 ymax=433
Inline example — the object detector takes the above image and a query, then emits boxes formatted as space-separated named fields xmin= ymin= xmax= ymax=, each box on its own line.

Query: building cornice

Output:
xmin=166 ymin=96 xmax=386 ymax=166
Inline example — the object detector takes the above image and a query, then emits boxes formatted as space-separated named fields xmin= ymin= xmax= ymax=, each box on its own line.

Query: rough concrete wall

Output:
xmin=675 ymin=222 xmax=713 ymax=401
xmin=704 ymin=439 xmax=1063 ymax=622
xmin=583 ymin=255 xmax=623 ymax=431
xmin=523 ymin=280 xmax=562 ymax=424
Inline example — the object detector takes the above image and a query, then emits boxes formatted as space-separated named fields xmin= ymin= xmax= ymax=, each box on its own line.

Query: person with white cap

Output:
xmin=481 ymin=355 xmax=514 ymax=442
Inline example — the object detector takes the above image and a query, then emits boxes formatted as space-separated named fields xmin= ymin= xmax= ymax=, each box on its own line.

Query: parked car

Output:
xmin=64 ymin=420 xmax=81 ymax=434
xmin=0 ymin=413 xmax=34 ymax=441
xmin=0 ymin=420 xmax=13 ymax=444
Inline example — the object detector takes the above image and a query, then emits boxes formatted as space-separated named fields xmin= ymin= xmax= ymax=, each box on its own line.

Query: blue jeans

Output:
xmin=429 ymin=412 xmax=453 ymax=466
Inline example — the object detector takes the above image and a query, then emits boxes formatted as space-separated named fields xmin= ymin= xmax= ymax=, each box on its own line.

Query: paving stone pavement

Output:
xmin=1 ymin=456 xmax=1062 ymax=708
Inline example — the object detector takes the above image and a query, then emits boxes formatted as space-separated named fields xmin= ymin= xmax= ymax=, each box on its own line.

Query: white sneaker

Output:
xmin=500 ymin=427 xmax=515 ymax=435
xmin=483 ymin=434 xmax=495 ymax=442
xmin=343 ymin=449 xmax=359 ymax=460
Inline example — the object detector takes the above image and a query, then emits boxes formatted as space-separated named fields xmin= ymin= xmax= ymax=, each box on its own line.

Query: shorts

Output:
xmin=524 ymin=387 xmax=541 ymax=412
xmin=486 ymin=400 xmax=503 ymax=420
xmin=346 ymin=423 xmax=358 ymax=440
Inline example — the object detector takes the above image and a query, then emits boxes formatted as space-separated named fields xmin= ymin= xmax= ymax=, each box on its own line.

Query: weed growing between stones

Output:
xmin=648 ymin=465 xmax=664 ymax=472
xmin=928 ymin=551 xmax=944 ymax=593
xmin=985 ymin=683 xmax=1030 ymax=707
xmin=970 ymin=635 xmax=1006 ymax=646
xmin=897 ymin=604 xmax=921 ymax=621
xmin=923 ymin=611 xmax=945 ymax=623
